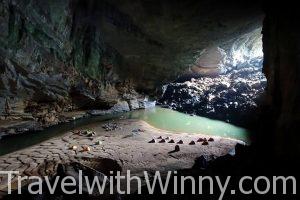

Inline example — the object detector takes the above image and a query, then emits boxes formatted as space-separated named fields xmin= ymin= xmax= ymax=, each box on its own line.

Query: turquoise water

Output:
xmin=126 ymin=107 xmax=249 ymax=142
xmin=0 ymin=107 xmax=249 ymax=156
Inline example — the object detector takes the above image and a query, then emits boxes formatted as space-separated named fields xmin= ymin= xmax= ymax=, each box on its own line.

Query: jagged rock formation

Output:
xmin=0 ymin=0 xmax=264 ymax=134
xmin=159 ymin=28 xmax=266 ymax=126
xmin=159 ymin=62 xmax=266 ymax=126
xmin=0 ymin=0 xmax=148 ymax=130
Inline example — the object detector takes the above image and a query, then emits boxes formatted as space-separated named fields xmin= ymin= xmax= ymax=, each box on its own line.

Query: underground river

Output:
xmin=0 ymin=107 xmax=249 ymax=156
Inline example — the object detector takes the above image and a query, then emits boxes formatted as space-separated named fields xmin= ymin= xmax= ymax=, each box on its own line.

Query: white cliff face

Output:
xmin=189 ymin=28 xmax=263 ymax=77
xmin=227 ymin=28 xmax=263 ymax=68
xmin=194 ymin=46 xmax=227 ymax=68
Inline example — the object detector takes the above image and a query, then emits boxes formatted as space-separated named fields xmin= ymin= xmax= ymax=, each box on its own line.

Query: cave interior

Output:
xmin=0 ymin=0 xmax=300 ymax=198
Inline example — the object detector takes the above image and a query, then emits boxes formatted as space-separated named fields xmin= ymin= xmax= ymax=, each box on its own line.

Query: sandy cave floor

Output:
xmin=0 ymin=118 xmax=241 ymax=195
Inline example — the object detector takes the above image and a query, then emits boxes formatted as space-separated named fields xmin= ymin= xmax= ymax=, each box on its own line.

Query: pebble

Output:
xmin=86 ymin=131 xmax=96 ymax=137
xmin=138 ymin=129 xmax=145 ymax=132
xmin=159 ymin=66 xmax=266 ymax=124
xmin=102 ymin=122 xmax=119 ymax=131
xmin=69 ymin=145 xmax=78 ymax=151
xmin=78 ymin=130 xmax=96 ymax=137
xmin=95 ymin=141 xmax=102 ymax=145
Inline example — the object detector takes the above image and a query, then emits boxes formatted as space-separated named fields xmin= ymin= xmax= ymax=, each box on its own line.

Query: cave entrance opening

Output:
xmin=159 ymin=27 xmax=266 ymax=134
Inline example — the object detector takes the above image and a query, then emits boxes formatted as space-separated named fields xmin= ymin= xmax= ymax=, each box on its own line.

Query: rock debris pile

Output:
xmin=159 ymin=62 xmax=266 ymax=126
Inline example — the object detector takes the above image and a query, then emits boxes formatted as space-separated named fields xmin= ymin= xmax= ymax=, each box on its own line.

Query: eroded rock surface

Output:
xmin=159 ymin=26 xmax=266 ymax=126
xmin=159 ymin=62 xmax=266 ymax=126
xmin=0 ymin=0 xmax=264 ymax=134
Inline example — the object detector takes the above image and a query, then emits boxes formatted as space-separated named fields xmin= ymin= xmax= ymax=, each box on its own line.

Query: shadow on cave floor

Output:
xmin=7 ymin=144 xmax=299 ymax=200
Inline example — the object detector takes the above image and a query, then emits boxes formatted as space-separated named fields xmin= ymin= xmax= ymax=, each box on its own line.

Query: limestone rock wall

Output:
xmin=0 ymin=0 xmax=137 ymax=117
xmin=0 ymin=0 xmax=264 ymax=120
xmin=262 ymin=3 xmax=300 ymax=158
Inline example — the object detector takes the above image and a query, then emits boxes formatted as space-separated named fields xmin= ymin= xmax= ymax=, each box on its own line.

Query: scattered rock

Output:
xmin=132 ymin=128 xmax=145 ymax=133
xmin=202 ymin=141 xmax=209 ymax=145
xmin=157 ymin=136 xmax=162 ymax=139
xmin=79 ymin=130 xmax=96 ymax=137
xmin=86 ymin=130 xmax=96 ymax=137
xmin=81 ymin=146 xmax=91 ymax=152
xmin=102 ymin=122 xmax=119 ymax=131
xmin=95 ymin=141 xmax=102 ymax=145
xmin=208 ymin=138 xmax=214 ymax=142
xmin=189 ymin=140 xmax=196 ymax=145
xmin=69 ymin=145 xmax=78 ymax=151
xmin=159 ymin=61 xmax=266 ymax=125
xmin=197 ymin=138 xmax=204 ymax=142
xmin=168 ymin=139 xmax=175 ymax=143
xmin=165 ymin=137 xmax=170 ymax=140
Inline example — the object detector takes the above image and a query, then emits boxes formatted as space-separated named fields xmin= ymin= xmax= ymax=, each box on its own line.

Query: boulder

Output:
xmin=195 ymin=46 xmax=226 ymax=69
xmin=128 ymin=99 xmax=140 ymax=110
xmin=111 ymin=101 xmax=130 ymax=113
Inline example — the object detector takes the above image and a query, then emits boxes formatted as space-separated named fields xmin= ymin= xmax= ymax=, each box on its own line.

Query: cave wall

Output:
xmin=262 ymin=3 xmax=300 ymax=158
xmin=100 ymin=0 xmax=264 ymax=90
xmin=0 ymin=0 xmax=138 ymax=115
xmin=0 ymin=0 xmax=264 ymax=117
